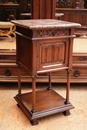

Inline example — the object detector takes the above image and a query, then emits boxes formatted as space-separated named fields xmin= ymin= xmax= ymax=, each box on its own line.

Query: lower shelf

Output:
xmin=14 ymin=89 xmax=74 ymax=125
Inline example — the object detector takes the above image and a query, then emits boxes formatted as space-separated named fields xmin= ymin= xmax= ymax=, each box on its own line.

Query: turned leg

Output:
xmin=64 ymin=69 xmax=71 ymax=116
xmin=47 ymin=72 xmax=52 ymax=90
xmin=31 ymin=76 xmax=38 ymax=124
xmin=66 ymin=69 xmax=70 ymax=104
xmin=31 ymin=76 xmax=37 ymax=112
xmin=16 ymin=64 xmax=22 ymax=107
xmin=18 ymin=64 xmax=21 ymax=95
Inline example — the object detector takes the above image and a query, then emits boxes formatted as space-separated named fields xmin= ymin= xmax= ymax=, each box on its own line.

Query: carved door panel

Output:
xmin=37 ymin=39 xmax=69 ymax=71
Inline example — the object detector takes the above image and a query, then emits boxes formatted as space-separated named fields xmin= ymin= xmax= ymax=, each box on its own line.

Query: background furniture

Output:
xmin=56 ymin=0 xmax=87 ymax=36
xmin=0 ymin=21 xmax=16 ymax=41
xmin=0 ymin=1 xmax=19 ymax=21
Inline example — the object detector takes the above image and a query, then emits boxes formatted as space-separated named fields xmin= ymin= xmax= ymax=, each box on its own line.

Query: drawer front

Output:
xmin=73 ymin=53 xmax=87 ymax=63
xmin=0 ymin=66 xmax=29 ymax=77
xmin=52 ymin=68 xmax=87 ymax=78
xmin=0 ymin=66 xmax=18 ymax=77
xmin=0 ymin=55 xmax=16 ymax=63
xmin=0 ymin=49 xmax=16 ymax=63
xmin=72 ymin=68 xmax=87 ymax=78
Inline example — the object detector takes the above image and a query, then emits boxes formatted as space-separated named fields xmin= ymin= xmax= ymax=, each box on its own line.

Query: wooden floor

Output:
xmin=0 ymin=82 xmax=87 ymax=130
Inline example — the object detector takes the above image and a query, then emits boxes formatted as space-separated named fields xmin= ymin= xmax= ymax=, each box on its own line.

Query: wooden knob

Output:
xmin=5 ymin=69 xmax=11 ymax=76
xmin=74 ymin=70 xmax=80 ymax=77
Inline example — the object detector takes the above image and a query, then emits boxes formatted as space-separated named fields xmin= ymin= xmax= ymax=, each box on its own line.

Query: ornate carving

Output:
xmin=56 ymin=0 xmax=71 ymax=8
xmin=56 ymin=0 xmax=59 ymax=8
xmin=78 ymin=56 xmax=87 ymax=61
xmin=61 ymin=0 xmax=71 ymax=8
xmin=40 ymin=42 xmax=65 ymax=64
xmin=34 ymin=29 xmax=69 ymax=38
xmin=75 ymin=0 xmax=84 ymax=9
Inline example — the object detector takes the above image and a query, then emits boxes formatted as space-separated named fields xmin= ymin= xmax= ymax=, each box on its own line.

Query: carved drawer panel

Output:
xmin=73 ymin=53 xmax=87 ymax=63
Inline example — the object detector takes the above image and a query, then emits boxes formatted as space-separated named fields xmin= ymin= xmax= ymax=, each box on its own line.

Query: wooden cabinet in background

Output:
xmin=0 ymin=0 xmax=31 ymax=21
xmin=56 ymin=0 xmax=87 ymax=35
xmin=0 ymin=49 xmax=87 ymax=83
xmin=56 ymin=8 xmax=87 ymax=35
xmin=0 ymin=1 xmax=19 ymax=20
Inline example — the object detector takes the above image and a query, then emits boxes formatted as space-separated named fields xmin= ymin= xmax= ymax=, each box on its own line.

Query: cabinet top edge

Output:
xmin=11 ymin=19 xmax=81 ymax=30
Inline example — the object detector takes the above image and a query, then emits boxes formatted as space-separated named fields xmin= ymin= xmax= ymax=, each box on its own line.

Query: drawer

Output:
xmin=73 ymin=53 xmax=87 ymax=63
xmin=71 ymin=68 xmax=87 ymax=78
xmin=0 ymin=65 xmax=30 ymax=77
xmin=52 ymin=68 xmax=87 ymax=78
xmin=0 ymin=49 xmax=16 ymax=63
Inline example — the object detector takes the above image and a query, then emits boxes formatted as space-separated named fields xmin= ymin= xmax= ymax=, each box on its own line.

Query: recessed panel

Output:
xmin=37 ymin=40 xmax=69 ymax=70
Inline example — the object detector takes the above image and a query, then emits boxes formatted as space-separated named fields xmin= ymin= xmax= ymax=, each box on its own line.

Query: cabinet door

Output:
xmin=37 ymin=39 xmax=69 ymax=71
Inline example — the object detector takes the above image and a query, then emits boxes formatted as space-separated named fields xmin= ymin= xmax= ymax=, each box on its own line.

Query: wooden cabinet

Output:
xmin=56 ymin=0 xmax=87 ymax=35
xmin=56 ymin=8 xmax=87 ymax=35
xmin=12 ymin=19 xmax=80 ymax=125
xmin=56 ymin=0 xmax=84 ymax=8
xmin=0 ymin=1 xmax=19 ymax=20
xmin=0 ymin=0 xmax=31 ymax=21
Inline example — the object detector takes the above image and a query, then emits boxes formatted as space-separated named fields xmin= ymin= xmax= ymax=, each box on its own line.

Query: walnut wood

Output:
xmin=31 ymin=0 xmax=56 ymax=19
xmin=14 ymin=89 xmax=74 ymax=124
xmin=56 ymin=8 xmax=87 ymax=35
xmin=12 ymin=19 xmax=80 ymax=125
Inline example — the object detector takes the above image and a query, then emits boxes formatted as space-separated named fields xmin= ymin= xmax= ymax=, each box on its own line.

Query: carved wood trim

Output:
xmin=33 ymin=29 xmax=69 ymax=38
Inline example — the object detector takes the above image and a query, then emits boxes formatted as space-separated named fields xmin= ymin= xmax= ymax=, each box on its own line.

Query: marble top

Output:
xmin=11 ymin=19 xmax=81 ymax=29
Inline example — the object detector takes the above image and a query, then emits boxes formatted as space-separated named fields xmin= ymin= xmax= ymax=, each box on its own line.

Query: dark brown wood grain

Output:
xmin=12 ymin=19 xmax=80 ymax=125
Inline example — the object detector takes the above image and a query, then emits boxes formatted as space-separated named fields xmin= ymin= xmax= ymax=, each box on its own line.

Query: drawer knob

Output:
xmin=74 ymin=70 xmax=80 ymax=77
xmin=5 ymin=69 xmax=11 ymax=76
